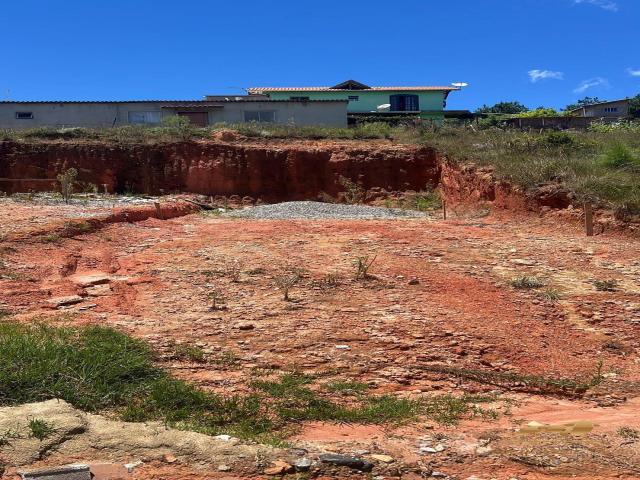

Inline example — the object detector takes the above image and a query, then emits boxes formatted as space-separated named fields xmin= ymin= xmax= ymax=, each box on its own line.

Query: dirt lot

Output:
xmin=1 ymin=197 xmax=640 ymax=479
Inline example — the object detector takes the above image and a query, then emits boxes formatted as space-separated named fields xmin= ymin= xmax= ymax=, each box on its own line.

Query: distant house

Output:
xmin=0 ymin=97 xmax=348 ymax=129
xmin=248 ymin=80 xmax=459 ymax=123
xmin=569 ymin=99 xmax=630 ymax=118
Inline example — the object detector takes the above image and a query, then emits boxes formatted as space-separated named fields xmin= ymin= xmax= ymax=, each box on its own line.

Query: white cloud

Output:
xmin=573 ymin=77 xmax=610 ymax=93
xmin=574 ymin=0 xmax=618 ymax=11
xmin=627 ymin=68 xmax=640 ymax=77
xmin=528 ymin=69 xmax=564 ymax=83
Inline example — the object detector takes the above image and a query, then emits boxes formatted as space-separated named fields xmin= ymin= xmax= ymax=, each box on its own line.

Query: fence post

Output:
xmin=584 ymin=202 xmax=594 ymax=237
xmin=442 ymin=199 xmax=447 ymax=220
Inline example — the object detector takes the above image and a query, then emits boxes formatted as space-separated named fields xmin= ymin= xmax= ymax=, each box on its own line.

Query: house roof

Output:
xmin=0 ymin=99 xmax=348 ymax=105
xmin=568 ymin=98 xmax=630 ymax=112
xmin=248 ymin=85 xmax=459 ymax=94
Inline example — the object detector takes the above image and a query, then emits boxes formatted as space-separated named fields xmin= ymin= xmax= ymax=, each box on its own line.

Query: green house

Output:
xmin=247 ymin=79 xmax=459 ymax=123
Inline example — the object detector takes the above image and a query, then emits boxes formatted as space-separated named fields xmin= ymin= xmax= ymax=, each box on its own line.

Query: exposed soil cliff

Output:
xmin=0 ymin=140 xmax=441 ymax=201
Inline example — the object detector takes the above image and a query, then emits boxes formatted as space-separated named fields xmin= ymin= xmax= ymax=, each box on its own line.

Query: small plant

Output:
xmin=618 ymin=426 xmax=640 ymax=441
xmin=353 ymin=255 xmax=376 ymax=280
xmin=593 ymin=279 xmax=618 ymax=292
xmin=0 ymin=428 xmax=20 ymax=447
xmin=539 ymin=288 xmax=561 ymax=302
xmin=57 ymin=168 xmax=78 ymax=204
xmin=173 ymin=343 xmax=206 ymax=363
xmin=28 ymin=418 xmax=55 ymax=441
xmin=215 ymin=350 xmax=240 ymax=367
xmin=509 ymin=276 xmax=544 ymax=290
xmin=208 ymin=288 xmax=226 ymax=310
xmin=319 ymin=272 xmax=340 ymax=288
xmin=274 ymin=269 xmax=302 ymax=301
xmin=325 ymin=380 xmax=369 ymax=395
xmin=162 ymin=115 xmax=197 ymax=141
xmin=224 ymin=259 xmax=245 ymax=283
xmin=337 ymin=175 xmax=365 ymax=204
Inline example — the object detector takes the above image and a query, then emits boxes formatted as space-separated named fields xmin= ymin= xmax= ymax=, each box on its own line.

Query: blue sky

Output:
xmin=1 ymin=0 xmax=638 ymax=110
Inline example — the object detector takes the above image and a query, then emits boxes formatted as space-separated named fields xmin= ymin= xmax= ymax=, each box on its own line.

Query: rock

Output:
xmin=475 ymin=445 xmax=493 ymax=456
xmin=335 ymin=345 xmax=351 ymax=350
xmin=236 ymin=323 xmax=255 ymax=331
xmin=162 ymin=453 xmax=177 ymax=463
xmin=18 ymin=464 xmax=91 ymax=480
xmin=408 ymin=278 xmax=420 ymax=285
xmin=46 ymin=295 xmax=84 ymax=307
xmin=217 ymin=465 xmax=231 ymax=472
xmin=69 ymin=274 xmax=111 ymax=287
xmin=294 ymin=457 xmax=312 ymax=472
xmin=371 ymin=454 xmax=394 ymax=463
xmin=319 ymin=453 xmax=374 ymax=472
xmin=264 ymin=460 xmax=294 ymax=475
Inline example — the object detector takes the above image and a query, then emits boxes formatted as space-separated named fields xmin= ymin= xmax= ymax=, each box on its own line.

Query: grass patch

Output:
xmin=28 ymin=418 xmax=55 ymax=441
xmin=538 ymin=288 xmax=561 ymax=302
xmin=324 ymin=380 xmax=369 ymax=395
xmin=593 ymin=279 xmax=619 ymax=292
xmin=0 ymin=322 xmax=496 ymax=443
xmin=509 ymin=276 xmax=544 ymax=290
xmin=618 ymin=426 xmax=640 ymax=441
xmin=172 ymin=343 xmax=206 ymax=363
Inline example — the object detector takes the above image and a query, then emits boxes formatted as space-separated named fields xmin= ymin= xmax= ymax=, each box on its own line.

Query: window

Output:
xmin=348 ymin=95 xmax=359 ymax=101
xmin=15 ymin=112 xmax=33 ymax=119
xmin=128 ymin=111 xmax=162 ymax=124
xmin=604 ymin=107 xmax=618 ymax=113
xmin=290 ymin=96 xmax=310 ymax=101
xmin=389 ymin=94 xmax=420 ymax=112
xmin=244 ymin=111 xmax=276 ymax=123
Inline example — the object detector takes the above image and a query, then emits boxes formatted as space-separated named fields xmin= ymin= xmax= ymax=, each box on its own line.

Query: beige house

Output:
xmin=569 ymin=99 xmax=630 ymax=118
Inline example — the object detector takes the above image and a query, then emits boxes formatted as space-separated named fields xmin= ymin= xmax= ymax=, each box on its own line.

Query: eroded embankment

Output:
xmin=0 ymin=140 xmax=441 ymax=201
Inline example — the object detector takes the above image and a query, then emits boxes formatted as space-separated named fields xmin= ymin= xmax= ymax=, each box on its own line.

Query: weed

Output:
xmin=28 ymin=418 xmax=55 ymax=441
xmin=57 ymin=168 xmax=78 ymax=204
xmin=539 ymin=288 xmax=561 ymax=302
xmin=324 ymin=380 xmax=369 ymax=395
xmin=337 ymin=175 xmax=365 ymax=204
xmin=40 ymin=233 xmax=62 ymax=244
xmin=0 ymin=428 xmax=20 ymax=447
xmin=208 ymin=288 xmax=226 ymax=310
xmin=593 ymin=279 xmax=619 ymax=292
xmin=173 ymin=343 xmax=206 ymax=363
xmin=353 ymin=255 xmax=376 ymax=280
xmin=618 ymin=426 xmax=640 ymax=441
xmin=214 ymin=350 xmax=240 ymax=367
xmin=509 ymin=276 xmax=544 ymax=290
xmin=317 ymin=272 xmax=340 ymax=288
xmin=602 ymin=143 xmax=638 ymax=169
xmin=274 ymin=269 xmax=302 ymax=301
xmin=224 ymin=259 xmax=244 ymax=282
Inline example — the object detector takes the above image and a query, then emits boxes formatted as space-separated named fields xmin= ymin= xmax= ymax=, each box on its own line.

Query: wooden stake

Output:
xmin=584 ymin=202 xmax=594 ymax=237
xmin=442 ymin=199 xmax=447 ymax=220
xmin=154 ymin=201 xmax=163 ymax=220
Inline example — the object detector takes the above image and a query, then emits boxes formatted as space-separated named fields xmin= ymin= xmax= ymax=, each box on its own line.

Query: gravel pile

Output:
xmin=225 ymin=201 xmax=427 ymax=220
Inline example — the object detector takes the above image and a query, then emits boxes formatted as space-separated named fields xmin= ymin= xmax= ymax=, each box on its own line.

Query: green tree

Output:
xmin=629 ymin=94 xmax=640 ymax=118
xmin=475 ymin=101 xmax=529 ymax=114
xmin=565 ymin=96 xmax=605 ymax=111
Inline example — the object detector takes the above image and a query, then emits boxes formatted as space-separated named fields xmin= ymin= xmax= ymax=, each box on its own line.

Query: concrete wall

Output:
xmin=578 ymin=100 xmax=630 ymax=118
xmin=262 ymin=90 xmax=449 ymax=114
xmin=0 ymin=101 xmax=347 ymax=129
xmin=206 ymin=101 xmax=347 ymax=127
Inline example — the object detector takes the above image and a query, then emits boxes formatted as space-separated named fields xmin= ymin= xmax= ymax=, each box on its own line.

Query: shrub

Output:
xmin=274 ymin=269 xmax=302 ymax=301
xmin=56 ymin=168 xmax=78 ymax=204
xmin=593 ymin=279 xmax=618 ymax=292
xmin=509 ymin=276 xmax=544 ymax=290
xmin=602 ymin=143 xmax=638 ymax=169
xmin=337 ymin=175 xmax=365 ymax=204
xmin=353 ymin=255 xmax=376 ymax=280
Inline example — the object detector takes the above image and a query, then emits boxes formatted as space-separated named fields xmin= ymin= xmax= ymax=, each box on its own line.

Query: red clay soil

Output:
xmin=0 ymin=139 xmax=440 ymax=200
xmin=2 ymin=199 xmax=640 ymax=479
